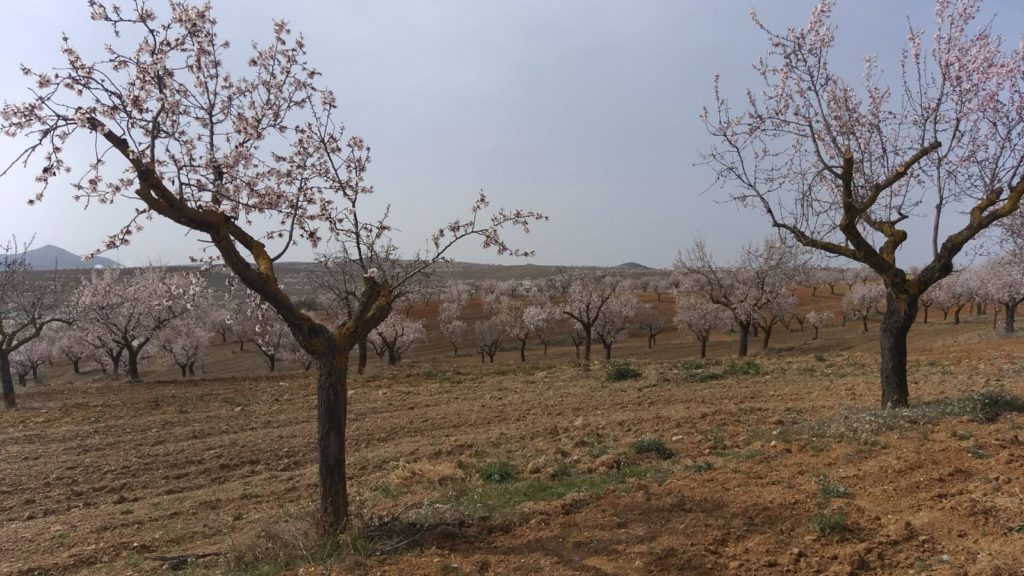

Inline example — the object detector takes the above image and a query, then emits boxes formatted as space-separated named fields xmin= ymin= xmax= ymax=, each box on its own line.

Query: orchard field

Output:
xmin=2 ymin=279 xmax=1024 ymax=576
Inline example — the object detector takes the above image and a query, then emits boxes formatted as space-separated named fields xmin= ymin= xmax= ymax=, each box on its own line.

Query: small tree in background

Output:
xmin=673 ymin=297 xmax=730 ymax=359
xmin=0 ymin=238 xmax=69 ymax=407
xmin=806 ymin=310 xmax=834 ymax=341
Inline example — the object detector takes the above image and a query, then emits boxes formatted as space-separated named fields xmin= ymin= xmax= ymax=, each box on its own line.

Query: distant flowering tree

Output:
xmin=676 ymin=238 xmax=802 ymax=356
xmin=525 ymin=301 xmax=559 ymax=356
xmin=843 ymin=283 xmax=886 ymax=333
xmin=673 ymin=298 xmax=730 ymax=359
xmin=702 ymin=0 xmax=1024 ymax=407
xmin=474 ymin=317 xmax=505 ymax=364
xmin=50 ymin=325 xmax=92 ymax=375
xmin=437 ymin=300 xmax=467 ymax=357
xmin=370 ymin=313 xmax=426 ymax=366
xmin=977 ymin=256 xmax=1024 ymax=333
xmin=806 ymin=310 xmax=835 ymax=341
xmin=74 ymin=267 xmax=201 ymax=380
xmin=11 ymin=337 xmax=51 ymax=384
xmin=636 ymin=303 xmax=666 ymax=349
xmin=0 ymin=238 xmax=68 ymax=407
xmin=593 ymin=292 xmax=638 ymax=360
xmin=561 ymin=274 xmax=617 ymax=362
xmin=0 ymin=1 xmax=544 ymax=532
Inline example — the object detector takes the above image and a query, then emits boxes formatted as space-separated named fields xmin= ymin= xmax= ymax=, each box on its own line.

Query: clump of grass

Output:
xmin=632 ymin=436 xmax=674 ymax=460
xmin=966 ymin=445 xmax=991 ymax=460
xmin=723 ymin=359 xmax=762 ymax=376
xmin=684 ymin=460 xmax=714 ymax=473
xmin=605 ymin=360 xmax=643 ymax=382
xmin=684 ymin=371 xmax=726 ymax=383
xmin=476 ymin=461 xmax=517 ymax=484
xmin=677 ymin=359 xmax=717 ymax=371
xmin=1010 ymin=523 xmax=1024 ymax=534
xmin=803 ymin=389 xmax=1024 ymax=443
xmin=814 ymin=353 xmax=826 ymax=363
xmin=816 ymin=475 xmax=849 ymax=499
xmin=811 ymin=509 xmax=847 ymax=537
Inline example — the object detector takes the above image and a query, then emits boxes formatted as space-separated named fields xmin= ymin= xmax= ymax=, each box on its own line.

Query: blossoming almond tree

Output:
xmin=703 ymin=0 xmax=1024 ymax=407
xmin=673 ymin=297 xmax=730 ymax=359
xmin=0 ymin=1 xmax=543 ymax=532
xmin=73 ymin=267 xmax=201 ymax=380
xmin=0 ymin=238 xmax=69 ymax=408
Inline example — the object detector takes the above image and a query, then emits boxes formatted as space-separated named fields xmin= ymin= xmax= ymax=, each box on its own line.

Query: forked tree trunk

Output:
xmin=1 ymin=354 xmax=15 ymax=409
xmin=178 ymin=364 xmax=188 ymax=378
xmin=812 ymin=326 xmax=820 ymax=340
xmin=315 ymin=343 xmax=349 ymax=534
xmin=761 ymin=326 xmax=772 ymax=351
xmin=879 ymin=290 xmax=918 ymax=409
xmin=71 ymin=359 xmax=81 ymax=374
xmin=603 ymin=341 xmax=613 ymax=360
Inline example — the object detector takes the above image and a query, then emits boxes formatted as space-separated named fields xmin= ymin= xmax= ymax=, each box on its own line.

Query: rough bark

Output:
xmin=737 ymin=322 xmax=750 ymax=357
xmin=315 ymin=343 xmax=349 ymax=534
xmin=879 ymin=291 xmax=918 ymax=409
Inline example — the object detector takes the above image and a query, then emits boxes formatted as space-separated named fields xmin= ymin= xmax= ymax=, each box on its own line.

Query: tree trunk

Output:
xmin=519 ymin=340 xmax=526 ymax=362
xmin=737 ymin=322 xmax=750 ymax=357
xmin=127 ymin=347 xmax=141 ymax=381
xmin=603 ymin=342 xmax=613 ymax=360
xmin=993 ymin=308 xmax=1000 ymax=330
xmin=812 ymin=326 xmax=819 ymax=340
xmin=386 ymin=346 xmax=398 ymax=366
xmin=268 ymin=354 xmax=276 ymax=372
xmin=1004 ymin=303 xmax=1016 ymax=334
xmin=922 ymin=304 xmax=930 ymax=324
xmin=879 ymin=291 xmax=918 ymax=409
xmin=699 ymin=338 xmax=707 ymax=359
xmin=30 ymin=366 xmax=39 ymax=380
xmin=239 ymin=339 xmax=245 ymax=352
xmin=583 ymin=326 xmax=593 ymax=362
xmin=953 ymin=305 xmax=963 ymax=325
xmin=1 ymin=354 xmax=15 ymax=409
xmin=315 ymin=343 xmax=349 ymax=534
xmin=357 ymin=337 xmax=368 ymax=375
xmin=188 ymin=361 xmax=196 ymax=377
xmin=179 ymin=364 xmax=188 ymax=378
xmin=72 ymin=359 xmax=81 ymax=374
xmin=761 ymin=326 xmax=772 ymax=351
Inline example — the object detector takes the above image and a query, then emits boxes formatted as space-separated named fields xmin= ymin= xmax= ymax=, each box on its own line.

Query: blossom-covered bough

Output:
xmin=0 ymin=1 xmax=544 ymax=533
xmin=703 ymin=0 xmax=1024 ymax=407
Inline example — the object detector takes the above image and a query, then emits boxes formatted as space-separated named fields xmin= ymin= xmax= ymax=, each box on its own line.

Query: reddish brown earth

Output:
xmin=2 ymin=299 xmax=1024 ymax=575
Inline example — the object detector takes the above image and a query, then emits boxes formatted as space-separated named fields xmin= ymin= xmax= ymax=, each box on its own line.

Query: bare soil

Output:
xmin=2 ymin=303 xmax=1024 ymax=575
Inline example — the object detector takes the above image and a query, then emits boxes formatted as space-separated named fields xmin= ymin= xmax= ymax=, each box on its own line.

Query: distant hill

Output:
xmin=22 ymin=245 xmax=121 ymax=270
xmin=616 ymin=262 xmax=651 ymax=270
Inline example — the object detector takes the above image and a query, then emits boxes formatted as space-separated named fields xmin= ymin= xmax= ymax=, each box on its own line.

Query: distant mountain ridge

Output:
xmin=22 ymin=245 xmax=121 ymax=270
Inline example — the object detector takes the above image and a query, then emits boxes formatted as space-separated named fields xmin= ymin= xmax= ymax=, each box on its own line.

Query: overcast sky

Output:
xmin=1 ymin=1 xmax=1022 ymax=268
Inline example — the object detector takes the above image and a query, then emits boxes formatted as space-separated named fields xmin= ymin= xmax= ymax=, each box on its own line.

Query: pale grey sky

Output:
xmin=2 ymin=1 xmax=1022 ymax=268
